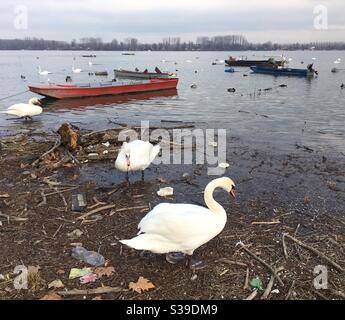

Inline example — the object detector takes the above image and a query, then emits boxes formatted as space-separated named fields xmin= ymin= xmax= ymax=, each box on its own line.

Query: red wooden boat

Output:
xmin=29 ymin=78 xmax=178 ymax=99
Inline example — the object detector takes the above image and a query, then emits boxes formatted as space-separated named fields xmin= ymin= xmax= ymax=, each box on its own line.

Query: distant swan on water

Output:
xmin=38 ymin=66 xmax=51 ymax=75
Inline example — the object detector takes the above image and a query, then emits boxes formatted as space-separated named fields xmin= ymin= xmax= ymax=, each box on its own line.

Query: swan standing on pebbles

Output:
xmin=120 ymin=177 xmax=236 ymax=269
xmin=115 ymin=140 xmax=161 ymax=181
xmin=2 ymin=97 xmax=42 ymax=120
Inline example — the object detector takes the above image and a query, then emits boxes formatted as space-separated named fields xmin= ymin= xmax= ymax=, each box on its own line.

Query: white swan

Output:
xmin=38 ymin=66 xmax=51 ymax=75
xmin=120 ymin=177 xmax=236 ymax=269
xmin=2 ymin=97 xmax=43 ymax=120
xmin=115 ymin=140 xmax=160 ymax=181
xmin=72 ymin=63 xmax=82 ymax=73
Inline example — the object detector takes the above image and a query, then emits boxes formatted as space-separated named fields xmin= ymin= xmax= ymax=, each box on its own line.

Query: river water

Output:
xmin=0 ymin=50 xmax=344 ymax=155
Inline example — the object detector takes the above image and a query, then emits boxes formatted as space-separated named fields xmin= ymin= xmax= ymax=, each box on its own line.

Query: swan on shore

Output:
xmin=2 ymin=97 xmax=43 ymax=120
xmin=115 ymin=140 xmax=160 ymax=181
xmin=120 ymin=177 xmax=236 ymax=269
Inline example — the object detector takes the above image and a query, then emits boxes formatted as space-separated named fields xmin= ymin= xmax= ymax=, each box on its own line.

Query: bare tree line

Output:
xmin=1 ymin=35 xmax=345 ymax=51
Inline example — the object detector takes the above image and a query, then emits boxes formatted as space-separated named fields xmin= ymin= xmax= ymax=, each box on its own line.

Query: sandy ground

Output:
xmin=0 ymin=126 xmax=344 ymax=300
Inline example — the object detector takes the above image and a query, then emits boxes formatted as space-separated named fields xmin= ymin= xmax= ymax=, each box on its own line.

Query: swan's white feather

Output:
xmin=115 ymin=140 xmax=160 ymax=172
xmin=121 ymin=203 xmax=226 ymax=254
xmin=3 ymin=103 xmax=42 ymax=118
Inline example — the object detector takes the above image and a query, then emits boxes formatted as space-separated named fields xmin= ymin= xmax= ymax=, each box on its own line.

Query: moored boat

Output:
xmin=250 ymin=66 xmax=316 ymax=77
xmin=28 ymin=78 xmax=179 ymax=99
xmin=225 ymin=56 xmax=285 ymax=67
xmin=114 ymin=68 xmax=175 ymax=79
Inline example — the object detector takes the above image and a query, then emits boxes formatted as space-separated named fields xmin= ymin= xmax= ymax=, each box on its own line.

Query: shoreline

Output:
xmin=0 ymin=125 xmax=344 ymax=299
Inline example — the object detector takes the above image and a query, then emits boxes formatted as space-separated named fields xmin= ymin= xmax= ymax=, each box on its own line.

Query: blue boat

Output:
xmin=250 ymin=66 xmax=316 ymax=77
xmin=225 ymin=68 xmax=235 ymax=73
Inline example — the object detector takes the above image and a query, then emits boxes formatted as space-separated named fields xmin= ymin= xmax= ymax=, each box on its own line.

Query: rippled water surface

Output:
xmin=0 ymin=50 xmax=344 ymax=154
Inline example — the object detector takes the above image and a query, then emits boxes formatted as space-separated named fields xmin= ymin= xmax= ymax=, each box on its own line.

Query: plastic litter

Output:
xmin=71 ymin=247 xmax=105 ymax=267
xmin=157 ymin=187 xmax=174 ymax=197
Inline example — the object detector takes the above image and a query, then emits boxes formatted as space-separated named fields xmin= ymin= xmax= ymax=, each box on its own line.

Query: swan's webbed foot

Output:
xmin=166 ymin=252 xmax=185 ymax=264
xmin=185 ymin=255 xmax=207 ymax=270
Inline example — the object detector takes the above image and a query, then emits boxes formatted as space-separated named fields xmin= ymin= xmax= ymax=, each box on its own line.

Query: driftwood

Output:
xmin=57 ymin=286 xmax=127 ymax=296
xmin=285 ymin=280 xmax=295 ymax=300
xmin=283 ymin=233 xmax=344 ymax=272
xmin=244 ymin=289 xmax=258 ymax=300
xmin=32 ymin=134 xmax=61 ymax=167
xmin=261 ymin=267 xmax=284 ymax=299
xmin=77 ymin=204 xmax=116 ymax=220
xmin=237 ymin=242 xmax=284 ymax=286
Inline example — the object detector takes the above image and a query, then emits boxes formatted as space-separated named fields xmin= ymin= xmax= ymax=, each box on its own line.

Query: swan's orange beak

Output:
xmin=230 ymin=188 xmax=236 ymax=199
xmin=126 ymin=159 xmax=130 ymax=167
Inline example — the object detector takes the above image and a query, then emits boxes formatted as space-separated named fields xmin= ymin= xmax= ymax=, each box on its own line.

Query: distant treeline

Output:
xmin=1 ymin=35 xmax=345 ymax=51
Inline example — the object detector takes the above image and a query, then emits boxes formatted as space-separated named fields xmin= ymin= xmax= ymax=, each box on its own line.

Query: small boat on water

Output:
xmin=114 ymin=68 xmax=175 ymax=79
xmin=82 ymin=54 xmax=96 ymax=58
xmin=29 ymin=78 xmax=179 ymax=99
xmin=250 ymin=65 xmax=317 ymax=77
xmin=94 ymin=71 xmax=108 ymax=76
xmin=225 ymin=56 xmax=285 ymax=67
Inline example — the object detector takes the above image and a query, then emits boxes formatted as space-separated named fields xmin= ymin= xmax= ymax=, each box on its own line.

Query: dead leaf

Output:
xmin=40 ymin=292 xmax=62 ymax=300
xmin=56 ymin=269 xmax=65 ymax=275
xmin=48 ymin=279 xmax=64 ymax=289
xmin=129 ymin=276 xmax=155 ymax=293
xmin=28 ymin=266 xmax=40 ymax=274
xmin=94 ymin=266 xmax=115 ymax=278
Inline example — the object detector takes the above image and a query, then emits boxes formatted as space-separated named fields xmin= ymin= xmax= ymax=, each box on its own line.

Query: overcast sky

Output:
xmin=1 ymin=0 xmax=344 ymax=43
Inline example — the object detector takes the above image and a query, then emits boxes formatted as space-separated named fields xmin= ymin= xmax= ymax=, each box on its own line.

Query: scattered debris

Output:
xmin=71 ymin=247 xmax=105 ymax=267
xmin=80 ymin=273 xmax=98 ymax=284
xmin=250 ymin=277 xmax=263 ymax=290
xmin=40 ymin=292 xmax=63 ymax=300
xmin=69 ymin=268 xmax=93 ymax=280
xmin=129 ymin=276 xmax=155 ymax=294
xmin=48 ymin=279 xmax=64 ymax=289
xmin=157 ymin=187 xmax=174 ymax=197
xmin=218 ymin=162 xmax=230 ymax=169
xmin=67 ymin=229 xmax=83 ymax=240
xmin=71 ymin=193 xmax=87 ymax=212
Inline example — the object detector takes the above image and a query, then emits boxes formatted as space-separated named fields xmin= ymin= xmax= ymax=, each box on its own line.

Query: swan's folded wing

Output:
xmin=138 ymin=203 xmax=220 ymax=243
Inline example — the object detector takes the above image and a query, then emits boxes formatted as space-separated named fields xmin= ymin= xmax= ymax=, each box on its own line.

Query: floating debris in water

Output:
xmin=227 ymin=88 xmax=236 ymax=93
xmin=190 ymin=84 xmax=197 ymax=89
xmin=279 ymin=84 xmax=287 ymax=88
xmin=218 ymin=162 xmax=230 ymax=169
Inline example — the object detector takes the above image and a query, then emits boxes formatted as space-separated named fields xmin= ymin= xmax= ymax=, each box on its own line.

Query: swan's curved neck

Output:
xmin=204 ymin=180 xmax=226 ymax=215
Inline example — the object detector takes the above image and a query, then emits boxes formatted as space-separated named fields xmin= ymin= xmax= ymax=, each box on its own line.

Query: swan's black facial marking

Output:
xmin=230 ymin=186 xmax=236 ymax=199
